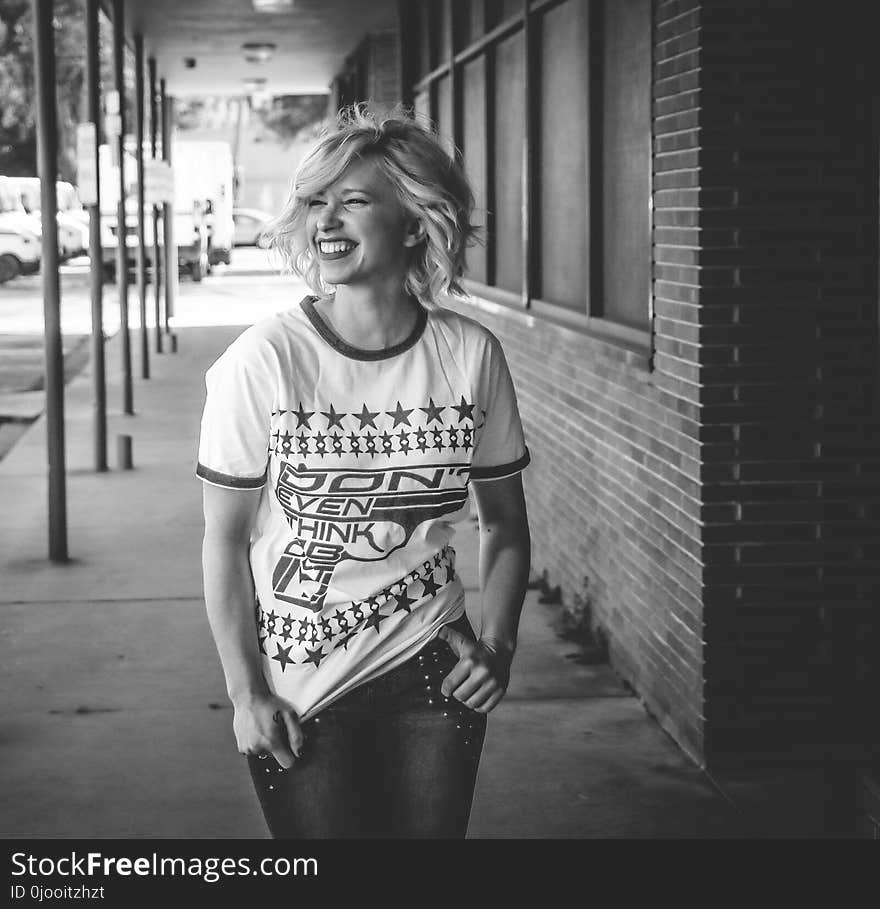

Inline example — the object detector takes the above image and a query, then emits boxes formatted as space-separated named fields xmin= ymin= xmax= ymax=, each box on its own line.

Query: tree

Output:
xmin=252 ymin=94 xmax=328 ymax=145
xmin=0 ymin=0 xmax=134 ymax=183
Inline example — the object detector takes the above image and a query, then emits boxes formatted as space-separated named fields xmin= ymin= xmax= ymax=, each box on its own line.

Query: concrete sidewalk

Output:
xmin=0 ymin=269 xmax=745 ymax=838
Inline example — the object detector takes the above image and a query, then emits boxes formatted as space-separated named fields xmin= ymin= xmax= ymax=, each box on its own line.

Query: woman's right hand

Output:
xmin=231 ymin=692 xmax=303 ymax=769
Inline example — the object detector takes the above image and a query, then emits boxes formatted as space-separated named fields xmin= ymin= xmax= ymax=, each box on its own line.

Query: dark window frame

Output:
xmin=408 ymin=0 xmax=654 ymax=364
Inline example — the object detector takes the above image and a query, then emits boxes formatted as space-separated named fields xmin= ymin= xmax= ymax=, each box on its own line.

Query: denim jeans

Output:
xmin=247 ymin=613 xmax=488 ymax=838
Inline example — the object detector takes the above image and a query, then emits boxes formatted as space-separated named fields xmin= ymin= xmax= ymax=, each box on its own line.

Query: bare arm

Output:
xmin=439 ymin=473 xmax=531 ymax=713
xmin=201 ymin=483 xmax=302 ymax=766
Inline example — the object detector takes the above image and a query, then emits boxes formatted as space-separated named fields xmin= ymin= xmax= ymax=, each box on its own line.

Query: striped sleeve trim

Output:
xmin=196 ymin=463 xmax=267 ymax=490
xmin=470 ymin=448 xmax=531 ymax=481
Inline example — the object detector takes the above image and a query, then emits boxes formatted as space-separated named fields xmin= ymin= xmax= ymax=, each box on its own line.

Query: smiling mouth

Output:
xmin=317 ymin=239 xmax=357 ymax=260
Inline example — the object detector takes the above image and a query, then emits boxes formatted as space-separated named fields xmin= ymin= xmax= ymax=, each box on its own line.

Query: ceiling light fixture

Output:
xmin=252 ymin=0 xmax=294 ymax=13
xmin=241 ymin=42 xmax=277 ymax=63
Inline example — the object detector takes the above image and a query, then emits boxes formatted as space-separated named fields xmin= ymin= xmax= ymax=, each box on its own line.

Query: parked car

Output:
xmin=7 ymin=176 xmax=88 ymax=259
xmin=233 ymin=208 xmax=272 ymax=247
xmin=0 ymin=224 xmax=41 ymax=282
xmin=0 ymin=176 xmax=44 ymax=239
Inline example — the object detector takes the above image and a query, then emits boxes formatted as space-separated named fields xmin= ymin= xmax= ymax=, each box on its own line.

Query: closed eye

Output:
xmin=307 ymin=198 xmax=325 ymax=208
xmin=344 ymin=198 xmax=368 ymax=207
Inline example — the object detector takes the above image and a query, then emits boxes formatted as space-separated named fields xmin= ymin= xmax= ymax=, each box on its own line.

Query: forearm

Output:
xmin=477 ymin=520 xmax=531 ymax=654
xmin=202 ymin=533 xmax=268 ymax=704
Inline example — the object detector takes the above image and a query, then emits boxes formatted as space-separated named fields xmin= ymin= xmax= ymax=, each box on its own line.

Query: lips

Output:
xmin=317 ymin=238 xmax=357 ymax=260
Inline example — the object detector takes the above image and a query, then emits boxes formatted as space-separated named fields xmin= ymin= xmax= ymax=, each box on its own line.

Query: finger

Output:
xmin=281 ymin=711 xmax=304 ymax=757
xmin=437 ymin=625 xmax=462 ymax=653
xmin=451 ymin=669 xmax=492 ymax=704
xmin=440 ymin=660 xmax=471 ymax=699
xmin=270 ymin=743 xmax=296 ymax=770
xmin=462 ymin=679 xmax=501 ymax=710
xmin=473 ymin=688 xmax=505 ymax=714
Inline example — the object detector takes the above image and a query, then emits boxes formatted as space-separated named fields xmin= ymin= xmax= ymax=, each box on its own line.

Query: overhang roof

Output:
xmin=115 ymin=0 xmax=397 ymax=96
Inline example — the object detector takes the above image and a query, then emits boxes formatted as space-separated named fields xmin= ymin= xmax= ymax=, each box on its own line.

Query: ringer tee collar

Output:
xmin=300 ymin=295 xmax=427 ymax=361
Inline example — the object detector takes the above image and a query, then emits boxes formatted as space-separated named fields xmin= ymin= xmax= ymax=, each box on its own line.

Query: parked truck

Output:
xmin=100 ymin=140 xmax=235 ymax=283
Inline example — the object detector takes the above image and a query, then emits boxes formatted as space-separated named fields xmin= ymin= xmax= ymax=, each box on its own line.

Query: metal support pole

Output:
xmin=134 ymin=34 xmax=148 ymax=379
xmin=32 ymin=0 xmax=68 ymax=562
xmin=149 ymin=56 xmax=162 ymax=355
xmin=86 ymin=0 xmax=107 ymax=472
xmin=113 ymin=0 xmax=133 ymax=413
xmin=160 ymin=79 xmax=175 ymax=346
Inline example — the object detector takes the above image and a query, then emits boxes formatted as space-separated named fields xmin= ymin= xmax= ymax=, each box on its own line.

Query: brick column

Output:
xmin=694 ymin=1 xmax=880 ymax=764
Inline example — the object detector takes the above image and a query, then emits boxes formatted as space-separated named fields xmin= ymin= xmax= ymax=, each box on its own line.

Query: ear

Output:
xmin=402 ymin=216 xmax=425 ymax=248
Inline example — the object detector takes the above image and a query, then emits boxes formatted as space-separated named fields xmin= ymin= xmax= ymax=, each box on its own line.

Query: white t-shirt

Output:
xmin=197 ymin=295 xmax=529 ymax=720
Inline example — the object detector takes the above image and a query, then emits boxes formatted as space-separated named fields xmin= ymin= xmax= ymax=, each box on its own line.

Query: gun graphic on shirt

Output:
xmin=271 ymin=461 xmax=470 ymax=612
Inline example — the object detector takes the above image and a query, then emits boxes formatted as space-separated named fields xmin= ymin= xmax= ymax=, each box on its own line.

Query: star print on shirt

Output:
xmin=356 ymin=404 xmax=380 ymax=430
xmin=392 ymin=589 xmax=415 ymax=614
xmin=322 ymin=405 xmax=346 ymax=430
xmin=337 ymin=631 xmax=357 ymax=650
xmin=451 ymin=396 xmax=476 ymax=423
xmin=302 ymin=645 xmax=325 ymax=668
xmin=272 ymin=643 xmax=295 ymax=671
xmin=363 ymin=609 xmax=388 ymax=633
xmin=294 ymin=403 xmax=314 ymax=428
xmin=420 ymin=397 xmax=446 ymax=425
xmin=420 ymin=572 xmax=441 ymax=599
xmin=387 ymin=401 xmax=414 ymax=427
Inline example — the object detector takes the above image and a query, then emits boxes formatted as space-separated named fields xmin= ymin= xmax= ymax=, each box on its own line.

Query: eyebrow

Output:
xmin=339 ymin=187 xmax=373 ymax=195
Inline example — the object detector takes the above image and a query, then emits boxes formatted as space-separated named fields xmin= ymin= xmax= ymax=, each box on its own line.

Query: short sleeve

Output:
xmin=470 ymin=331 xmax=530 ymax=481
xmin=195 ymin=336 xmax=277 ymax=490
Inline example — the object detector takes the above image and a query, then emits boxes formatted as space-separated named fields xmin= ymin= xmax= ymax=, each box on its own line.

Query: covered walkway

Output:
xmin=0 ymin=256 xmax=751 ymax=838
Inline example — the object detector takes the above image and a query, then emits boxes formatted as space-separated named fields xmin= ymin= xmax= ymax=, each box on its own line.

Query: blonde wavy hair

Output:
xmin=261 ymin=104 xmax=478 ymax=306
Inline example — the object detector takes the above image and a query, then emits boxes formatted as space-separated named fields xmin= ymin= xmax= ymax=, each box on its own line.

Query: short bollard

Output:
xmin=170 ymin=334 xmax=178 ymax=353
xmin=116 ymin=434 xmax=133 ymax=470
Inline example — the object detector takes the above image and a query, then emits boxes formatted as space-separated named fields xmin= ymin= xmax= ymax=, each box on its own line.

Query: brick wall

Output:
xmin=444 ymin=0 xmax=709 ymax=763
xmin=334 ymin=29 xmax=401 ymax=111
xmin=695 ymin=1 xmax=879 ymax=764
xmin=456 ymin=0 xmax=879 ymax=768
xmin=366 ymin=30 xmax=401 ymax=109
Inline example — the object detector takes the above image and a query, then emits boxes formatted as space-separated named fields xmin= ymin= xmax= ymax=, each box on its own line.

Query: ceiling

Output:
xmin=117 ymin=0 xmax=397 ymax=96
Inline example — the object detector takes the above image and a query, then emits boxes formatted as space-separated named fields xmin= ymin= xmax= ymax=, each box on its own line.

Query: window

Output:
xmin=406 ymin=0 xmax=652 ymax=339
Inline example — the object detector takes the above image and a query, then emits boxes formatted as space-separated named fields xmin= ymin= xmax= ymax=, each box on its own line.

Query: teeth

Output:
xmin=319 ymin=240 xmax=355 ymax=253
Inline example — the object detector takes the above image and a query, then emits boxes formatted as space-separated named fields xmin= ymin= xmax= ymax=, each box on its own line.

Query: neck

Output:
xmin=323 ymin=280 xmax=420 ymax=350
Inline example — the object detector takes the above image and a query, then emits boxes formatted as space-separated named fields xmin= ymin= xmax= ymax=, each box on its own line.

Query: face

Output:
xmin=304 ymin=156 xmax=422 ymax=290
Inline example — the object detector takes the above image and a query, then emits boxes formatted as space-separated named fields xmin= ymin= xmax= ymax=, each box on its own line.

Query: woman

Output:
xmin=197 ymin=106 xmax=531 ymax=838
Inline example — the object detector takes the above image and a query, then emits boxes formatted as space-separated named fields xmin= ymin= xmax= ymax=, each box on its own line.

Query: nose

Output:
xmin=316 ymin=200 xmax=342 ymax=231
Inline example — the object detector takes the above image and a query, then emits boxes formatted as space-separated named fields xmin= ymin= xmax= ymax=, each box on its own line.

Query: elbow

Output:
xmin=480 ymin=517 xmax=531 ymax=551
xmin=202 ymin=528 xmax=250 ymax=556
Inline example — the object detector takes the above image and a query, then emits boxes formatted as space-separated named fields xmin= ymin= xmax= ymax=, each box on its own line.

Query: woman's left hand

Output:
xmin=437 ymin=625 xmax=514 ymax=714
